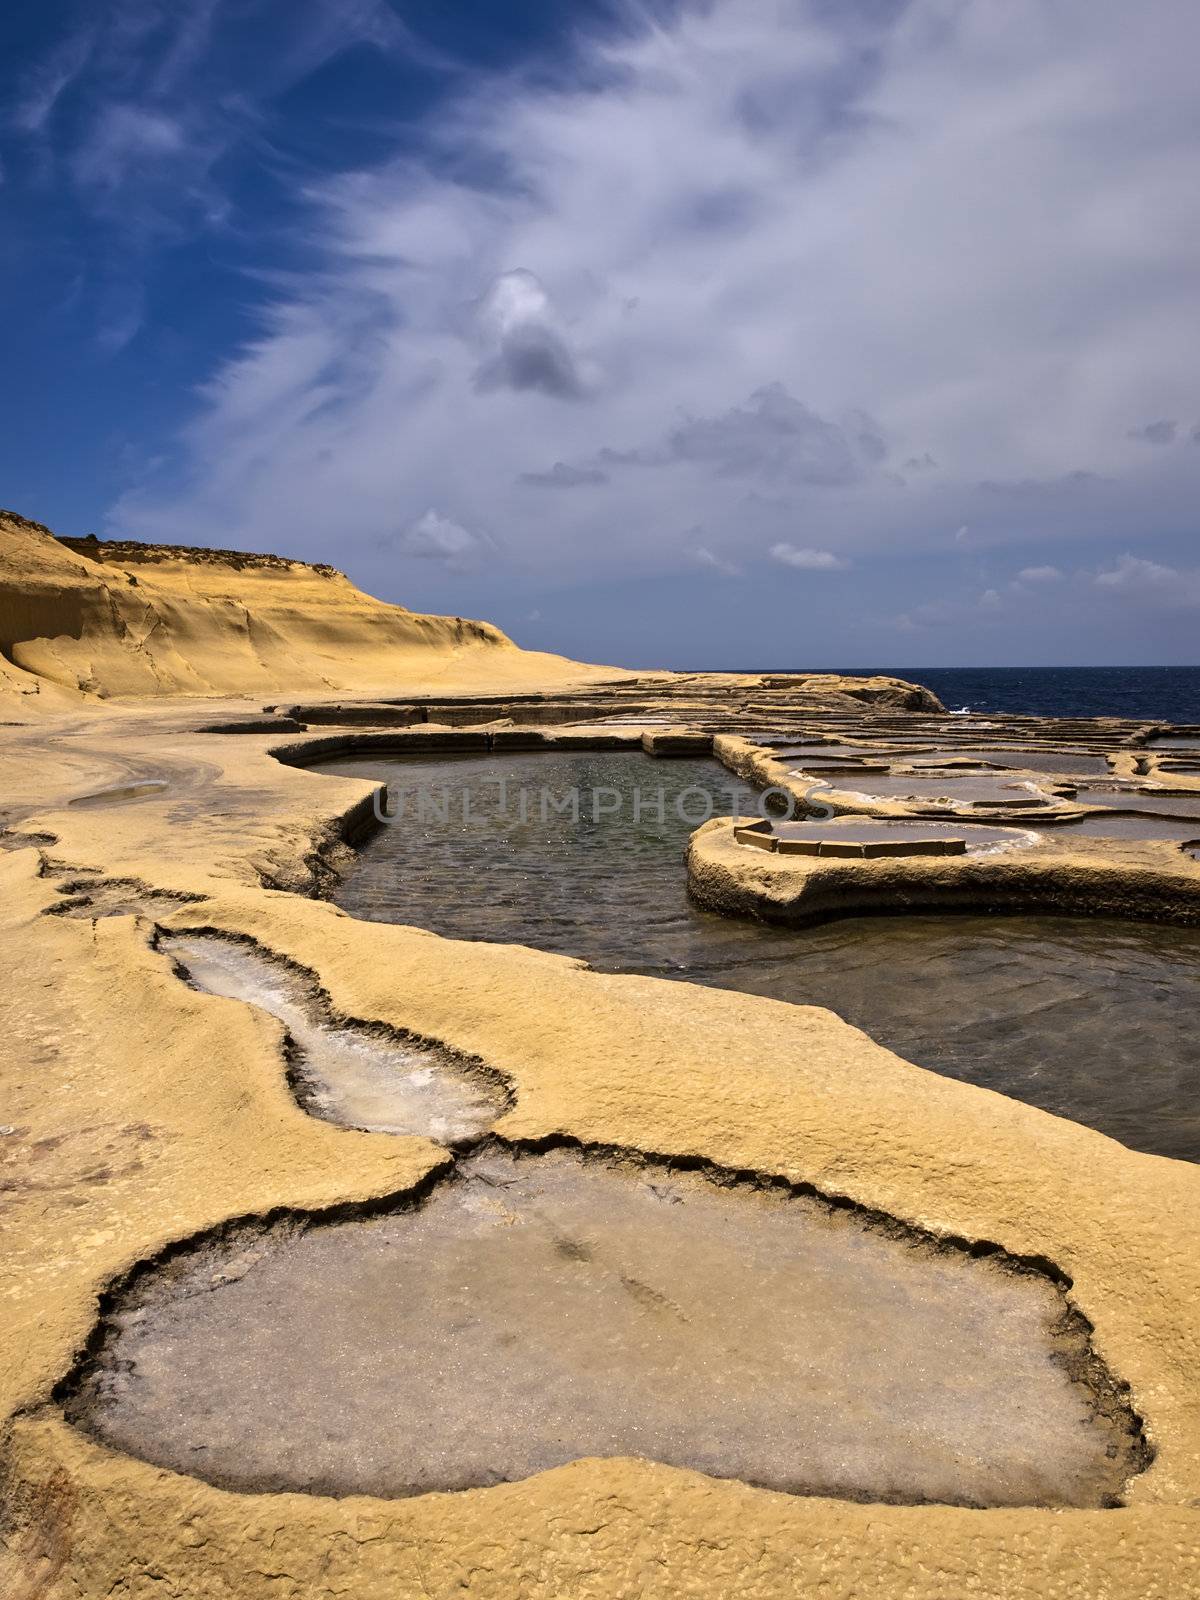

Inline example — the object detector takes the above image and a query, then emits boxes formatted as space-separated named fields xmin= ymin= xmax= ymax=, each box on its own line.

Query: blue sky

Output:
xmin=3 ymin=0 xmax=1199 ymax=668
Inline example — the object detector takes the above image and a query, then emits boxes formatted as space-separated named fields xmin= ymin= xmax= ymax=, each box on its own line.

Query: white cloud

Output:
xmin=1017 ymin=565 xmax=1063 ymax=582
xmin=692 ymin=545 xmax=742 ymax=577
xmin=108 ymin=0 xmax=1200 ymax=621
xmin=1092 ymin=552 xmax=1200 ymax=608
xmin=1095 ymin=553 xmax=1178 ymax=590
xmin=893 ymin=586 xmax=1010 ymax=632
xmin=390 ymin=509 xmax=491 ymax=572
xmin=769 ymin=543 xmax=847 ymax=571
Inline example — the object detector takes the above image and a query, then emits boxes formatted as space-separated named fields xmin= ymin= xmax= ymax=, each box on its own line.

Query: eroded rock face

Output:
xmin=47 ymin=878 xmax=207 ymax=920
xmin=64 ymin=1144 xmax=1144 ymax=1508
xmin=0 ymin=510 xmax=526 ymax=699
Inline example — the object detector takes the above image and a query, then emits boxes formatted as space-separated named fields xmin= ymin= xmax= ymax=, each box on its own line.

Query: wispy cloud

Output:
xmin=9 ymin=0 xmax=431 ymax=345
xmin=96 ymin=0 xmax=1200 ymax=655
xmin=12 ymin=27 xmax=94 ymax=133
xmin=769 ymin=543 xmax=847 ymax=571
xmin=1017 ymin=565 xmax=1062 ymax=583
xmin=71 ymin=104 xmax=185 ymax=192
xmin=385 ymin=508 xmax=493 ymax=572
xmin=1094 ymin=553 xmax=1200 ymax=608
xmin=692 ymin=544 xmax=742 ymax=577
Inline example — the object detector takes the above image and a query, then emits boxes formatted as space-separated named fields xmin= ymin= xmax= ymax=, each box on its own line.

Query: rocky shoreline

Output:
xmin=2 ymin=519 xmax=1199 ymax=1599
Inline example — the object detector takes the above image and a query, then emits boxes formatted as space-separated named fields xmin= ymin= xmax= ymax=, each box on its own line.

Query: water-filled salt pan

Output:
xmin=66 ymin=1144 xmax=1143 ymax=1508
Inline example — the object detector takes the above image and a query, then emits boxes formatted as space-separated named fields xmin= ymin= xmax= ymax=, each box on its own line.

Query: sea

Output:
xmin=799 ymin=666 xmax=1200 ymax=724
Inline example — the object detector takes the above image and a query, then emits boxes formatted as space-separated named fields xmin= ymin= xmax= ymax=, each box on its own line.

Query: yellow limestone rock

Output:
xmin=0 ymin=510 xmax=617 ymax=702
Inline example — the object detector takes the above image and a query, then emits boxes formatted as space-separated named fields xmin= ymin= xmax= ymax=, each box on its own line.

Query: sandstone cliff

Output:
xmin=0 ymin=511 xmax=604 ymax=702
xmin=0 ymin=510 xmax=943 ymax=714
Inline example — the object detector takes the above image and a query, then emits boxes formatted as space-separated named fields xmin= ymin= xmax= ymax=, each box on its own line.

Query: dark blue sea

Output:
xmin=811 ymin=666 xmax=1200 ymax=723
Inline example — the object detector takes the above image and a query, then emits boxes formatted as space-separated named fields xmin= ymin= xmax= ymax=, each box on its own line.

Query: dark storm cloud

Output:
xmin=473 ymin=269 xmax=587 ymax=400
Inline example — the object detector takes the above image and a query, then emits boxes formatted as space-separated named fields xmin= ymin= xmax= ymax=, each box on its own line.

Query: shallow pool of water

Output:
xmin=812 ymin=772 xmax=1055 ymax=806
xmin=66 ymin=1143 xmax=1141 ymax=1507
xmin=920 ymin=750 xmax=1111 ymax=777
xmin=766 ymin=743 xmax=917 ymax=760
xmin=1048 ymin=816 xmax=1200 ymax=843
xmin=324 ymin=752 xmax=762 ymax=963
xmin=319 ymin=752 xmax=1200 ymax=1161
xmin=1077 ymin=788 xmax=1200 ymax=818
